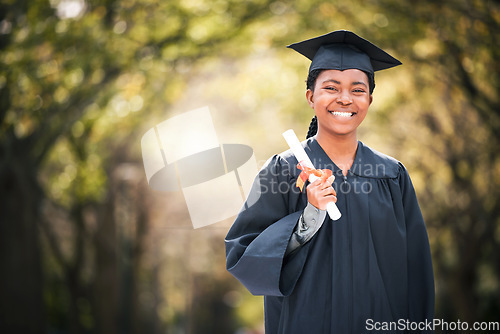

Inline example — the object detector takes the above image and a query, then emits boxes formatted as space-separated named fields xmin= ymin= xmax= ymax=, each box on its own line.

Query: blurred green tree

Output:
xmin=0 ymin=0 xmax=275 ymax=332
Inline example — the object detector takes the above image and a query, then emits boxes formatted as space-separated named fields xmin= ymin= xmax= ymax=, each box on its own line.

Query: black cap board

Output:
xmin=287 ymin=30 xmax=402 ymax=75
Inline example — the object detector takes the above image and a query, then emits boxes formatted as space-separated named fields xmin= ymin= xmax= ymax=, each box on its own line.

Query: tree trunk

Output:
xmin=93 ymin=191 xmax=119 ymax=334
xmin=0 ymin=156 xmax=45 ymax=333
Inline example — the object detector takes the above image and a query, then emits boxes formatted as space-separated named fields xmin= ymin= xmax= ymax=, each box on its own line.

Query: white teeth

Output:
xmin=331 ymin=111 xmax=352 ymax=117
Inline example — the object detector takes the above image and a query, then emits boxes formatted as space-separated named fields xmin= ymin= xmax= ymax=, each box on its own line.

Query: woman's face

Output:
xmin=306 ymin=69 xmax=372 ymax=138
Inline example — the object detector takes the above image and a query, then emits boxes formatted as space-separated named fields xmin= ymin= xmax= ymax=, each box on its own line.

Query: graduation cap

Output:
xmin=287 ymin=30 xmax=401 ymax=75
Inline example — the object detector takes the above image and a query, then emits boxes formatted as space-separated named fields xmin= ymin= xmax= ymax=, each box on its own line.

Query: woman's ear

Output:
xmin=306 ymin=89 xmax=314 ymax=108
xmin=369 ymin=95 xmax=373 ymax=106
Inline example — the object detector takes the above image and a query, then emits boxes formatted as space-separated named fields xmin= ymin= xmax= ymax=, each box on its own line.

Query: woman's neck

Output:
xmin=316 ymin=131 xmax=358 ymax=175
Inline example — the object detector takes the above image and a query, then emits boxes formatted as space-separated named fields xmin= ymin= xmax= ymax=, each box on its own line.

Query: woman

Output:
xmin=225 ymin=30 xmax=434 ymax=334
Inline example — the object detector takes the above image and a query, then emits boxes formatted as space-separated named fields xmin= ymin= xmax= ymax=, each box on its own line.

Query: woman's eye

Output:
xmin=324 ymin=87 xmax=337 ymax=91
xmin=353 ymin=89 xmax=366 ymax=93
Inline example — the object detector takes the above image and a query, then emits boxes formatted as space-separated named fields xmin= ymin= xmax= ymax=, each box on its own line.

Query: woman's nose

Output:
xmin=337 ymin=93 xmax=352 ymax=105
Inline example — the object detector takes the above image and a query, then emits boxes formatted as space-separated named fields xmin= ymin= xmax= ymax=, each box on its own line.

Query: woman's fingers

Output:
xmin=309 ymin=178 xmax=336 ymax=194
xmin=317 ymin=181 xmax=337 ymax=196
xmin=320 ymin=187 xmax=337 ymax=203
xmin=321 ymin=186 xmax=337 ymax=197
xmin=306 ymin=179 xmax=338 ymax=210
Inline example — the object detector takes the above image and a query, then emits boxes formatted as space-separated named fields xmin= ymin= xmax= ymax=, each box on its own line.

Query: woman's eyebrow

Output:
xmin=352 ymin=81 xmax=368 ymax=87
xmin=322 ymin=79 xmax=367 ymax=87
xmin=322 ymin=79 xmax=341 ymax=85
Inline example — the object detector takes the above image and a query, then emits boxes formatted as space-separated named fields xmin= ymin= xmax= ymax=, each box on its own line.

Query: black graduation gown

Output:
xmin=225 ymin=138 xmax=435 ymax=334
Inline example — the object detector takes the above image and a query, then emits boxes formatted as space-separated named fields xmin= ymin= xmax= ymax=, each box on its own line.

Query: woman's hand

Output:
xmin=306 ymin=176 xmax=337 ymax=211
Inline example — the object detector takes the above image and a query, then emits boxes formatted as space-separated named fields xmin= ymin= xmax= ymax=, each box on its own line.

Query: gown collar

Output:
xmin=307 ymin=137 xmax=400 ymax=179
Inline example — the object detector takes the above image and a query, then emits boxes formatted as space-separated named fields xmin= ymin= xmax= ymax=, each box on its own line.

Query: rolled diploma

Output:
xmin=282 ymin=129 xmax=342 ymax=220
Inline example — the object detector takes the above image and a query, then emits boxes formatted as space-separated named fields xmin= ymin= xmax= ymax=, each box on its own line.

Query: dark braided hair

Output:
xmin=305 ymin=68 xmax=375 ymax=139
xmin=306 ymin=69 xmax=322 ymax=139
xmin=306 ymin=115 xmax=318 ymax=139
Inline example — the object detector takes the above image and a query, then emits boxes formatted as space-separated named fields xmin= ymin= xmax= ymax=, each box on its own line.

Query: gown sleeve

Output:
xmin=225 ymin=154 xmax=311 ymax=296
xmin=399 ymin=165 xmax=435 ymax=325
xmin=286 ymin=203 xmax=327 ymax=256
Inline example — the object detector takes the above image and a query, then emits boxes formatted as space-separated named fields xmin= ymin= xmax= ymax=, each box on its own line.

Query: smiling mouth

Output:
xmin=329 ymin=111 xmax=356 ymax=117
